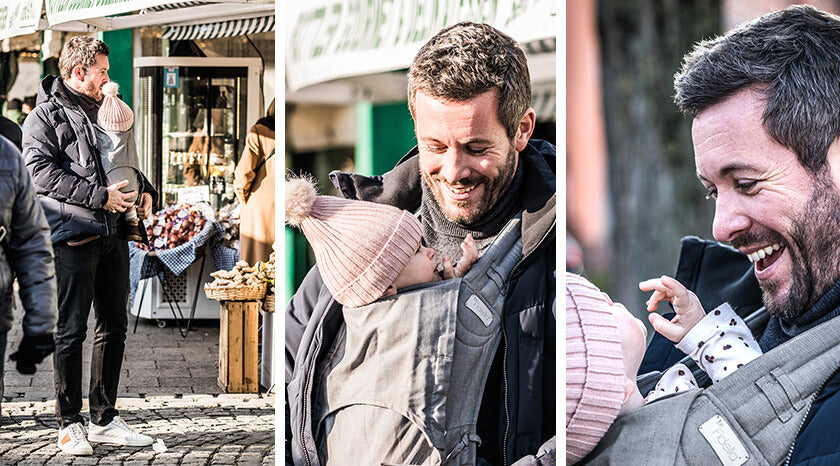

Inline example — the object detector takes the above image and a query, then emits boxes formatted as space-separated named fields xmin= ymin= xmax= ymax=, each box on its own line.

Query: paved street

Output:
xmin=1 ymin=305 xmax=275 ymax=465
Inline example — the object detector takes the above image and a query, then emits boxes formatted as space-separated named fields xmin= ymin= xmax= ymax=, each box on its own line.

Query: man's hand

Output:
xmin=9 ymin=334 xmax=55 ymax=375
xmin=104 ymin=179 xmax=135 ymax=213
xmin=136 ymin=192 xmax=153 ymax=219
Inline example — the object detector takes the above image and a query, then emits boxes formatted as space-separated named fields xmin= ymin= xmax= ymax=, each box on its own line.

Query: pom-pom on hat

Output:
xmin=285 ymin=175 xmax=424 ymax=308
xmin=566 ymin=272 xmax=626 ymax=464
xmin=97 ymin=82 xmax=134 ymax=132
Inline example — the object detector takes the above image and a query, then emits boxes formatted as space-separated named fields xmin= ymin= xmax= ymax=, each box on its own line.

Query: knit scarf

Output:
xmin=419 ymin=162 xmax=523 ymax=265
xmin=759 ymin=279 xmax=840 ymax=350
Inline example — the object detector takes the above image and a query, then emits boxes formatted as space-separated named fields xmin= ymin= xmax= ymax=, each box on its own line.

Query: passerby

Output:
xmin=21 ymin=35 xmax=157 ymax=455
xmin=234 ymin=98 xmax=275 ymax=264
xmin=4 ymin=98 xmax=25 ymax=125
xmin=0 ymin=134 xmax=57 ymax=414
xmin=0 ymin=115 xmax=21 ymax=150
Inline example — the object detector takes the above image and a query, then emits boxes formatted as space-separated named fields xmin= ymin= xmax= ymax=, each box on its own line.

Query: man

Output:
xmin=667 ymin=5 xmax=840 ymax=463
xmin=286 ymin=22 xmax=556 ymax=465
xmin=22 ymin=36 xmax=157 ymax=455
xmin=0 ymin=135 xmax=57 ymax=413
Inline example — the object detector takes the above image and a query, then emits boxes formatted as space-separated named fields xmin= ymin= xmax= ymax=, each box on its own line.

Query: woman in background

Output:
xmin=234 ymin=98 xmax=275 ymax=264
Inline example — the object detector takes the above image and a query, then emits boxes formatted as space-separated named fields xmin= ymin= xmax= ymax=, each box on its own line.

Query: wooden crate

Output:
xmin=218 ymin=301 xmax=260 ymax=393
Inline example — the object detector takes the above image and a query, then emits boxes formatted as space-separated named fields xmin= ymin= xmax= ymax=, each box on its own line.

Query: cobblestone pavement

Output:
xmin=1 ymin=306 xmax=275 ymax=465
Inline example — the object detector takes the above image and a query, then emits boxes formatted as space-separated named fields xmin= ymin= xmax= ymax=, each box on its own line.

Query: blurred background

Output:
xmin=567 ymin=0 xmax=840 ymax=336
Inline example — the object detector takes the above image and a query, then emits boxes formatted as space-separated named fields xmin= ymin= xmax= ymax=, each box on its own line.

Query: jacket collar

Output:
xmin=329 ymin=139 xmax=556 ymax=258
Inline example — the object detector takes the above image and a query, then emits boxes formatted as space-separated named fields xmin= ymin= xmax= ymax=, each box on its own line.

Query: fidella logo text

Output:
xmin=698 ymin=415 xmax=749 ymax=466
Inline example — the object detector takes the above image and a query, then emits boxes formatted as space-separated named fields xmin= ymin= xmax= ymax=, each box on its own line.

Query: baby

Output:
xmin=285 ymin=175 xmax=478 ymax=306
xmin=286 ymin=174 xmax=482 ymax=464
xmin=95 ymin=81 xmax=145 ymax=242
xmin=566 ymin=272 xmax=762 ymax=465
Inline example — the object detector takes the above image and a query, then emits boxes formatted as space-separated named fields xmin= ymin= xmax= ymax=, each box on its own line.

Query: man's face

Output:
xmin=415 ymin=90 xmax=524 ymax=224
xmin=693 ymin=88 xmax=840 ymax=319
xmin=73 ymin=53 xmax=109 ymax=101
xmin=391 ymin=245 xmax=440 ymax=290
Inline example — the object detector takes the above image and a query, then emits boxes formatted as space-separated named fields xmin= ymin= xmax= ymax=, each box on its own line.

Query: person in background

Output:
xmin=22 ymin=95 xmax=36 ymax=118
xmin=0 ymin=135 xmax=57 ymax=416
xmin=0 ymin=115 xmax=22 ymax=150
xmin=234 ymin=98 xmax=275 ymax=265
xmin=4 ymin=98 xmax=25 ymax=126
xmin=22 ymin=35 xmax=156 ymax=456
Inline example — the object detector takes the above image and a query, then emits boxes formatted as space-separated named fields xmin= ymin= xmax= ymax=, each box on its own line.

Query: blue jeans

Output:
xmin=53 ymin=236 xmax=128 ymax=428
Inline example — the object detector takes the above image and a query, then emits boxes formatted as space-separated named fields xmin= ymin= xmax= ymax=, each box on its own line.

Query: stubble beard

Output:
xmin=422 ymin=145 xmax=517 ymax=225
xmin=760 ymin=174 xmax=840 ymax=320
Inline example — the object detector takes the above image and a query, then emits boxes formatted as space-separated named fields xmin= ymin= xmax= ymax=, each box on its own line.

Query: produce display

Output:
xmin=217 ymin=206 xmax=240 ymax=250
xmin=205 ymin=260 xmax=266 ymax=292
xmin=135 ymin=203 xmax=208 ymax=251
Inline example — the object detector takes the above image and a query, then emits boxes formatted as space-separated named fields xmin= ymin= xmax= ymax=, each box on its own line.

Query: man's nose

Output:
xmin=439 ymin=149 xmax=470 ymax=183
xmin=712 ymin=193 xmax=751 ymax=243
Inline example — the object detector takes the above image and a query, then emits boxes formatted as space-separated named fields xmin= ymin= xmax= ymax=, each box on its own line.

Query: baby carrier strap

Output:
xmin=444 ymin=214 xmax=523 ymax=464
xmin=582 ymin=311 xmax=840 ymax=466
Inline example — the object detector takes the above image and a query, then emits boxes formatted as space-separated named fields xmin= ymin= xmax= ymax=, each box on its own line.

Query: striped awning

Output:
xmin=523 ymin=37 xmax=557 ymax=55
xmin=531 ymin=87 xmax=556 ymax=122
xmin=163 ymin=15 xmax=275 ymax=40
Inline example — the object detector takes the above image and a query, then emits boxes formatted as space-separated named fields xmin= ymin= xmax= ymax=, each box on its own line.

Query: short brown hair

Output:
xmin=58 ymin=36 xmax=110 ymax=80
xmin=407 ymin=22 xmax=531 ymax=139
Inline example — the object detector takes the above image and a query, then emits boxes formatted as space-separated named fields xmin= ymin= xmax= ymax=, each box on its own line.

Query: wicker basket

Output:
xmin=205 ymin=282 xmax=267 ymax=302
xmin=263 ymin=292 xmax=275 ymax=313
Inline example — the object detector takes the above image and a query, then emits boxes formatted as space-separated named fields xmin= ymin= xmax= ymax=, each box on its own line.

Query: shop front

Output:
xmin=0 ymin=0 xmax=277 ymax=392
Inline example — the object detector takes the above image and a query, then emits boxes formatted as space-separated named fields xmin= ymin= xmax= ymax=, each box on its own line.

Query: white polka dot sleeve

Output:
xmin=675 ymin=302 xmax=763 ymax=383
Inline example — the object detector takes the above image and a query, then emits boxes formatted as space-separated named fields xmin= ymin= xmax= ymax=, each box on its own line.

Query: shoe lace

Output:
xmin=110 ymin=417 xmax=136 ymax=434
xmin=66 ymin=424 xmax=86 ymax=442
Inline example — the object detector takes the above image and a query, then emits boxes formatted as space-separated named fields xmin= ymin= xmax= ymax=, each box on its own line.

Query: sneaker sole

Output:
xmin=57 ymin=444 xmax=93 ymax=455
xmin=88 ymin=433 xmax=153 ymax=447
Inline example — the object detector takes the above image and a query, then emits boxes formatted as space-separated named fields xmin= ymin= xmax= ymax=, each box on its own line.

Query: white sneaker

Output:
xmin=57 ymin=422 xmax=94 ymax=455
xmin=88 ymin=416 xmax=153 ymax=447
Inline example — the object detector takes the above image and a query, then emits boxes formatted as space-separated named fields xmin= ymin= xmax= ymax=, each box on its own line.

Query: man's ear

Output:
xmin=514 ymin=108 xmax=536 ymax=152
xmin=71 ymin=65 xmax=86 ymax=81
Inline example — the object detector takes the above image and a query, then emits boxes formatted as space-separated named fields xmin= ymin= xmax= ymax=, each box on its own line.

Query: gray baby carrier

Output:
xmin=581 ymin=284 xmax=840 ymax=465
xmin=315 ymin=216 xmax=522 ymax=465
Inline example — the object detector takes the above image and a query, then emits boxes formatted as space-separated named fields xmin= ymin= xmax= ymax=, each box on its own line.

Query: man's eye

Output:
xmin=424 ymin=145 xmax=446 ymax=154
xmin=466 ymin=146 xmax=488 ymax=155
xmin=735 ymin=180 xmax=759 ymax=193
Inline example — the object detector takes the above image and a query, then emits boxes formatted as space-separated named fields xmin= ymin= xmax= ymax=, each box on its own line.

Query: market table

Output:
xmin=129 ymin=219 xmax=238 ymax=336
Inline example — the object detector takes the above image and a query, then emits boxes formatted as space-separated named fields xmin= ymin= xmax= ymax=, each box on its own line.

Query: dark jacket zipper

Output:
xmin=783 ymin=366 xmax=840 ymax=465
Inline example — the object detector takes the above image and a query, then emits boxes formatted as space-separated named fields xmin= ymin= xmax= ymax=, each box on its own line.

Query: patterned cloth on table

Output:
xmin=128 ymin=219 xmax=239 ymax=307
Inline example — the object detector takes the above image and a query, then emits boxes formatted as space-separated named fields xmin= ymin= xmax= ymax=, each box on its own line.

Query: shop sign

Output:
xmin=45 ymin=0 xmax=182 ymax=26
xmin=286 ymin=0 xmax=556 ymax=90
xmin=0 ymin=0 xmax=40 ymax=41
xmin=164 ymin=67 xmax=179 ymax=88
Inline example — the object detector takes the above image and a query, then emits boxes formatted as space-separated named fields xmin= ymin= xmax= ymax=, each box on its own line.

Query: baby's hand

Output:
xmin=442 ymin=235 xmax=478 ymax=279
xmin=638 ymin=275 xmax=706 ymax=343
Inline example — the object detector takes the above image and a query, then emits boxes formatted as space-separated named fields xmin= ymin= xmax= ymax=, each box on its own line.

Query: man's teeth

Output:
xmin=747 ymin=243 xmax=781 ymax=263
xmin=446 ymin=185 xmax=475 ymax=194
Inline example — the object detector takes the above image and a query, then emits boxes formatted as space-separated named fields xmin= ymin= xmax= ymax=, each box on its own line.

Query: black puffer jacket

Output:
xmin=21 ymin=76 xmax=156 ymax=244
xmin=286 ymin=140 xmax=556 ymax=465
xmin=0 ymin=135 xmax=57 ymax=335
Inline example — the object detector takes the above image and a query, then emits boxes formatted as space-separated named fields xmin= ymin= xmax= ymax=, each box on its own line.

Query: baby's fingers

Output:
xmin=441 ymin=256 xmax=456 ymax=280
xmin=648 ymin=312 xmax=683 ymax=343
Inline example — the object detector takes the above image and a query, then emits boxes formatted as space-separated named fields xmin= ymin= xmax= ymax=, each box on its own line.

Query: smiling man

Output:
xmin=286 ymin=22 xmax=556 ymax=466
xmin=672 ymin=5 xmax=840 ymax=464
xmin=22 ymin=35 xmax=156 ymax=455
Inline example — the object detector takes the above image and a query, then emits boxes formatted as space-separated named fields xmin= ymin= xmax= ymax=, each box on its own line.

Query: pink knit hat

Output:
xmin=98 ymin=82 xmax=134 ymax=131
xmin=285 ymin=175 xmax=423 ymax=308
xmin=566 ymin=272 xmax=626 ymax=464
